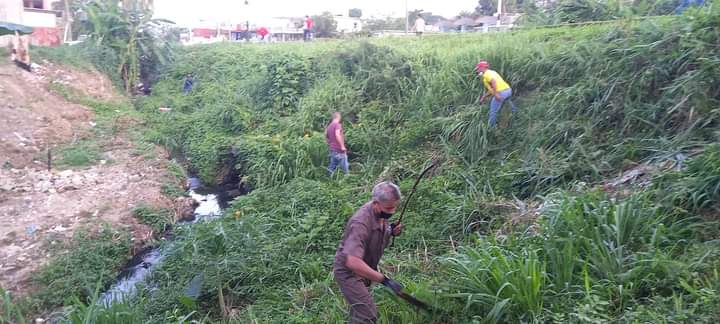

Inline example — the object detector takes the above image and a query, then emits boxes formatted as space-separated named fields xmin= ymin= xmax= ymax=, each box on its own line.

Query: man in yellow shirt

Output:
xmin=475 ymin=60 xmax=518 ymax=128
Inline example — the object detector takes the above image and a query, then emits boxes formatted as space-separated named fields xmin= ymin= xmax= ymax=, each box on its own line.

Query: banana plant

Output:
xmin=83 ymin=0 xmax=173 ymax=93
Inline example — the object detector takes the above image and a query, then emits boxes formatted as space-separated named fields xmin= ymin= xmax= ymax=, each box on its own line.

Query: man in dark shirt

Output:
xmin=334 ymin=181 xmax=405 ymax=323
xmin=183 ymin=74 xmax=194 ymax=95
xmin=326 ymin=112 xmax=349 ymax=176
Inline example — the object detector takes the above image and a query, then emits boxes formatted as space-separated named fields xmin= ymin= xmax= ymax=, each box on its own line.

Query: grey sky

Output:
xmin=154 ymin=0 xmax=480 ymax=25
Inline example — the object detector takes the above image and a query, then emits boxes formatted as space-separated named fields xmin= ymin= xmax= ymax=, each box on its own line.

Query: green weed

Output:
xmin=24 ymin=3 xmax=720 ymax=322
xmin=55 ymin=140 xmax=103 ymax=168
xmin=33 ymin=226 xmax=132 ymax=308
xmin=1 ymin=288 xmax=28 ymax=324
xmin=132 ymin=205 xmax=174 ymax=234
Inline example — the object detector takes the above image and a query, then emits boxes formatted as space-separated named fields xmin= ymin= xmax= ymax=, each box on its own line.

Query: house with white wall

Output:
xmin=335 ymin=15 xmax=362 ymax=34
xmin=0 ymin=0 xmax=63 ymax=47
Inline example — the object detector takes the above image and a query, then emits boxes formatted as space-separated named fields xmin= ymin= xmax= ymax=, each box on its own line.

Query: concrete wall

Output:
xmin=23 ymin=8 xmax=57 ymax=27
xmin=335 ymin=16 xmax=362 ymax=33
xmin=0 ymin=0 xmax=24 ymax=47
xmin=0 ymin=0 xmax=24 ymax=23
xmin=0 ymin=0 xmax=59 ymax=23
xmin=0 ymin=0 xmax=61 ymax=48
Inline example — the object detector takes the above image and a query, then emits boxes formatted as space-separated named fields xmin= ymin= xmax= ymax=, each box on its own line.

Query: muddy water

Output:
xmin=101 ymin=177 xmax=224 ymax=305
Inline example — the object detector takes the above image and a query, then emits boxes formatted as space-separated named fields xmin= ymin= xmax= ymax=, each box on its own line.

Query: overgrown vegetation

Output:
xmin=34 ymin=0 xmax=176 ymax=93
xmin=132 ymin=205 xmax=174 ymax=234
xmin=54 ymin=140 xmax=103 ymax=168
xmin=82 ymin=0 xmax=174 ymax=92
xmin=41 ymin=82 xmax=142 ymax=172
xmin=515 ymin=0 xmax=684 ymax=25
xmin=7 ymin=3 xmax=719 ymax=323
xmin=132 ymin=5 xmax=718 ymax=321
xmin=34 ymin=43 xmax=123 ymax=87
xmin=32 ymin=226 xmax=132 ymax=309
xmin=160 ymin=160 xmax=190 ymax=199
xmin=0 ymin=41 xmax=183 ymax=322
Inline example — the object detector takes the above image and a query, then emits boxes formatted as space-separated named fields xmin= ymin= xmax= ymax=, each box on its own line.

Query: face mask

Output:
xmin=378 ymin=211 xmax=394 ymax=219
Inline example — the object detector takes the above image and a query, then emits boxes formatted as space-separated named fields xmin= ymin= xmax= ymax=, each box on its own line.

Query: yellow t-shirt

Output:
xmin=482 ymin=70 xmax=510 ymax=93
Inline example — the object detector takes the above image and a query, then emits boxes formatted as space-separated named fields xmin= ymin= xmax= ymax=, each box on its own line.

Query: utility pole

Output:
xmin=496 ymin=0 xmax=502 ymax=26
xmin=405 ymin=0 xmax=408 ymax=34
xmin=63 ymin=0 xmax=71 ymax=43
xmin=245 ymin=0 xmax=250 ymax=41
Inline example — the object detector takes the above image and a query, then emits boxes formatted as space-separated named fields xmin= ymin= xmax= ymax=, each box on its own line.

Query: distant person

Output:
xmin=8 ymin=45 xmax=17 ymax=62
xmin=304 ymin=15 xmax=314 ymax=41
xmin=475 ymin=60 xmax=518 ymax=128
xmin=326 ymin=112 xmax=348 ymax=176
xmin=413 ymin=16 xmax=425 ymax=36
xmin=183 ymin=74 xmax=194 ymax=95
xmin=14 ymin=32 xmax=29 ymax=64
xmin=257 ymin=27 xmax=269 ymax=41
xmin=185 ymin=176 xmax=201 ymax=191
xmin=12 ymin=32 xmax=31 ymax=72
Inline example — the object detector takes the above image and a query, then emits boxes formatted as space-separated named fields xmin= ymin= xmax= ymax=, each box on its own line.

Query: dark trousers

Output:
xmin=335 ymin=273 xmax=378 ymax=323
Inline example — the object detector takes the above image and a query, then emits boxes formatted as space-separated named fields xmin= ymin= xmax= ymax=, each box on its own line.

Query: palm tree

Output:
xmin=84 ymin=0 xmax=172 ymax=93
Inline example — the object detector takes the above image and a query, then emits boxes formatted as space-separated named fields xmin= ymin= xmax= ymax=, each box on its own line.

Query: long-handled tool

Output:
xmin=382 ymin=277 xmax=436 ymax=313
xmin=390 ymin=159 xmax=440 ymax=246
xmin=384 ymin=160 xmax=445 ymax=315
xmin=395 ymin=289 xmax=433 ymax=312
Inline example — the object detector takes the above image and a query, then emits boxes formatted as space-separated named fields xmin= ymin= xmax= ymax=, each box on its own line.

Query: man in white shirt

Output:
xmin=413 ymin=17 xmax=425 ymax=36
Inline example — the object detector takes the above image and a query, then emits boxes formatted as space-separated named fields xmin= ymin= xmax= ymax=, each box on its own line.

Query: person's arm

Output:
xmin=346 ymin=255 xmax=385 ymax=282
xmin=479 ymin=88 xmax=492 ymax=103
xmin=479 ymin=93 xmax=489 ymax=103
xmin=334 ymin=128 xmax=346 ymax=153
xmin=478 ymin=74 xmax=492 ymax=103
xmin=490 ymin=79 xmax=501 ymax=100
xmin=392 ymin=223 xmax=403 ymax=236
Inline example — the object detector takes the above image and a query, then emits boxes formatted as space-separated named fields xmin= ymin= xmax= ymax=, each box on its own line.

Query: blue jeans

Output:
xmin=675 ymin=0 xmax=705 ymax=14
xmin=488 ymin=88 xmax=518 ymax=128
xmin=328 ymin=151 xmax=349 ymax=176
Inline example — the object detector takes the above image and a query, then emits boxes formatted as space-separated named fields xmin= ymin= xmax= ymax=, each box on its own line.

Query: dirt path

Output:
xmin=0 ymin=61 xmax=173 ymax=297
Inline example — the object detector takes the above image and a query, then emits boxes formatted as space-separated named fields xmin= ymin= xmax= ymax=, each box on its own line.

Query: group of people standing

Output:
xmin=325 ymin=59 xmax=516 ymax=176
xmin=329 ymin=60 xmax=517 ymax=323
xmin=180 ymin=59 xmax=516 ymax=323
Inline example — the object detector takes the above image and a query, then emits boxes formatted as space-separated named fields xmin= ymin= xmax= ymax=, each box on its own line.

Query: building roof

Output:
xmin=453 ymin=17 xmax=477 ymax=27
xmin=474 ymin=16 xmax=498 ymax=25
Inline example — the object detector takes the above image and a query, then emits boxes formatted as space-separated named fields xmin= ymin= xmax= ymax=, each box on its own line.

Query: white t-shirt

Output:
xmin=414 ymin=18 xmax=426 ymax=32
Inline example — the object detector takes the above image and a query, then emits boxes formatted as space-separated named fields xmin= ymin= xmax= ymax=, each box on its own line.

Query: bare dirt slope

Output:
xmin=0 ymin=63 xmax=93 ymax=168
xmin=0 ymin=61 xmax=173 ymax=296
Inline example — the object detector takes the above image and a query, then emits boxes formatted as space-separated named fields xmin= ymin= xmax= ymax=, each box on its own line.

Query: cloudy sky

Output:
xmin=154 ymin=0 xmax=479 ymax=25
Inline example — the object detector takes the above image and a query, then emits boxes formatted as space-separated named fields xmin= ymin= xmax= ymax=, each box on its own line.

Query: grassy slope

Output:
xmin=131 ymin=7 xmax=719 ymax=323
xmin=6 ymin=4 xmax=718 ymax=324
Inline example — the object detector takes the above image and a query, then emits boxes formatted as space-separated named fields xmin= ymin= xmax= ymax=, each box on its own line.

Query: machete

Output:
xmin=396 ymin=289 xmax=434 ymax=312
xmin=390 ymin=159 xmax=440 ymax=246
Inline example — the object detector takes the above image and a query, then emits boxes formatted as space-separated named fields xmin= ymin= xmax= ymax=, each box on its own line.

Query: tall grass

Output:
xmin=444 ymin=242 xmax=545 ymax=322
xmin=22 ymin=2 xmax=720 ymax=323
xmin=33 ymin=226 xmax=132 ymax=308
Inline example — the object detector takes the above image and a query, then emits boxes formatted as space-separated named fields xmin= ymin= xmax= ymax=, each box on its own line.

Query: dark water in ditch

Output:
xmin=100 ymin=177 xmax=226 ymax=305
